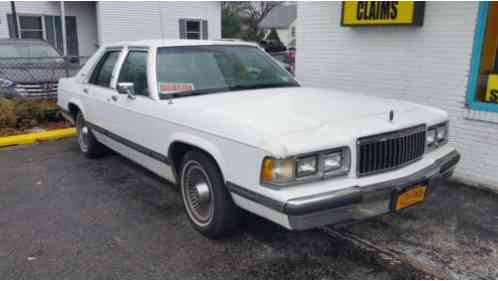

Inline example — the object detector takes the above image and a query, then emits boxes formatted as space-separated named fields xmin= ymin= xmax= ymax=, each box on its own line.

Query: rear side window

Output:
xmin=90 ymin=51 xmax=120 ymax=87
xmin=118 ymin=51 xmax=149 ymax=96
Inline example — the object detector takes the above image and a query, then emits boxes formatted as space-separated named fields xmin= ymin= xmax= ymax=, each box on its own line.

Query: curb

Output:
xmin=0 ymin=128 xmax=77 ymax=148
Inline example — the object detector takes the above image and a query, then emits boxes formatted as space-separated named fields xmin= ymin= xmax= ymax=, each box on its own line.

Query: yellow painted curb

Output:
xmin=0 ymin=128 xmax=77 ymax=148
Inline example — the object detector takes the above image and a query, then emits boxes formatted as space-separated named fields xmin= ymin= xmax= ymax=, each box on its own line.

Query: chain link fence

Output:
xmin=0 ymin=56 xmax=89 ymax=100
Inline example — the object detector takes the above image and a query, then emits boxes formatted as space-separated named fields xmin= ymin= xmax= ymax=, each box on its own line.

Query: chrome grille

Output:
xmin=15 ymin=82 xmax=58 ymax=98
xmin=357 ymin=125 xmax=426 ymax=177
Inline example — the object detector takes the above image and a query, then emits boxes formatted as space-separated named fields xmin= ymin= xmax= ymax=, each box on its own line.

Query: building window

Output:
xmin=7 ymin=14 xmax=79 ymax=56
xmin=291 ymin=26 xmax=296 ymax=38
xmin=467 ymin=2 xmax=498 ymax=112
xmin=179 ymin=19 xmax=208 ymax=40
xmin=186 ymin=20 xmax=201 ymax=39
xmin=18 ymin=16 xmax=44 ymax=39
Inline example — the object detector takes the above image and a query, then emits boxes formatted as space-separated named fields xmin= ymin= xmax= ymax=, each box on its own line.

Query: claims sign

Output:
xmin=341 ymin=1 xmax=425 ymax=26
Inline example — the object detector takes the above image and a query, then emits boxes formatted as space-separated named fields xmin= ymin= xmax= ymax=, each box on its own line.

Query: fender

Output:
xmin=167 ymin=132 xmax=227 ymax=177
xmin=67 ymin=98 xmax=87 ymax=119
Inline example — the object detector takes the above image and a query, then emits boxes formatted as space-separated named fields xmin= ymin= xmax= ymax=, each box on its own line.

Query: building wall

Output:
xmin=297 ymin=2 xmax=498 ymax=190
xmin=0 ymin=1 xmax=98 ymax=56
xmin=96 ymin=1 xmax=221 ymax=45
xmin=276 ymin=28 xmax=290 ymax=46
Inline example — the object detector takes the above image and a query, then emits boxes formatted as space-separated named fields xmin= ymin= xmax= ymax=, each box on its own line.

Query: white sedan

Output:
xmin=58 ymin=40 xmax=460 ymax=238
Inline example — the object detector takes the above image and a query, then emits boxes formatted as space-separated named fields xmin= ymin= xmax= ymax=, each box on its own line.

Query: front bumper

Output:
xmin=227 ymin=150 xmax=460 ymax=230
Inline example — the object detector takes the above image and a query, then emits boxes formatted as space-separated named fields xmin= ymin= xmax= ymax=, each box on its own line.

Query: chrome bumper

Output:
xmin=227 ymin=150 xmax=460 ymax=230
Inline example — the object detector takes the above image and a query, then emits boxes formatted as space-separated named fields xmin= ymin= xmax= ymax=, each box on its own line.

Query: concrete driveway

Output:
xmin=0 ymin=139 xmax=399 ymax=279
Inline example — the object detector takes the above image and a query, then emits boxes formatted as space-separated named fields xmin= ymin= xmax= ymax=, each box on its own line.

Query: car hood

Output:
xmin=166 ymin=87 xmax=447 ymax=156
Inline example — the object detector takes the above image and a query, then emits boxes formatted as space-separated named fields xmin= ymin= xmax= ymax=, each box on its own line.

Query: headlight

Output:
xmin=427 ymin=122 xmax=448 ymax=150
xmin=296 ymin=155 xmax=318 ymax=177
xmin=0 ymin=78 xmax=15 ymax=88
xmin=261 ymin=147 xmax=350 ymax=187
xmin=324 ymin=152 xmax=343 ymax=171
xmin=426 ymin=129 xmax=436 ymax=146
xmin=437 ymin=125 xmax=447 ymax=141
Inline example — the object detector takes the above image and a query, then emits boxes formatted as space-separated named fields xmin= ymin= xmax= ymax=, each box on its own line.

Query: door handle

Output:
xmin=111 ymin=95 xmax=119 ymax=102
xmin=83 ymin=88 xmax=88 ymax=94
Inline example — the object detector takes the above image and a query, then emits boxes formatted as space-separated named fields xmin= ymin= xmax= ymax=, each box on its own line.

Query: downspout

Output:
xmin=10 ymin=1 xmax=19 ymax=38
xmin=60 ymin=1 xmax=67 ymax=56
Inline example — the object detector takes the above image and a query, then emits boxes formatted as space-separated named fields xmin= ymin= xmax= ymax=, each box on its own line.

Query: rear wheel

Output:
xmin=180 ymin=150 xmax=241 ymax=238
xmin=76 ymin=112 xmax=105 ymax=158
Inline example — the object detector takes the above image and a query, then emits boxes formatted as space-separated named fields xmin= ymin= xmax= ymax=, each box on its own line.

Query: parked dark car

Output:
xmin=259 ymin=39 xmax=287 ymax=53
xmin=0 ymin=39 xmax=81 ymax=99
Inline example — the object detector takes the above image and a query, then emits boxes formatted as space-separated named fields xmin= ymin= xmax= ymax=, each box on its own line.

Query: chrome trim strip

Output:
xmin=226 ymin=182 xmax=285 ymax=211
xmin=86 ymin=122 xmax=171 ymax=165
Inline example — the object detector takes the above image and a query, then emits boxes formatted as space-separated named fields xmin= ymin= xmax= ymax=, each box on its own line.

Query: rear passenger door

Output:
xmin=84 ymin=48 xmax=123 ymax=131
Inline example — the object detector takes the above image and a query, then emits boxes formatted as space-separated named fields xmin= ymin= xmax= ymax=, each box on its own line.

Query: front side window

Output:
xmin=118 ymin=51 xmax=149 ymax=96
xmin=156 ymin=45 xmax=298 ymax=97
xmin=186 ymin=20 xmax=201 ymax=39
xmin=89 ymin=51 xmax=120 ymax=87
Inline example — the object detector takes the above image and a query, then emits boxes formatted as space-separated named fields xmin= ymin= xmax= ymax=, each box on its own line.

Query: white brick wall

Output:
xmin=96 ymin=1 xmax=221 ymax=45
xmin=297 ymin=2 xmax=498 ymax=190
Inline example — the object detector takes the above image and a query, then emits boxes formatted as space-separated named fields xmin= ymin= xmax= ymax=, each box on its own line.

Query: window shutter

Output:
xmin=65 ymin=16 xmax=79 ymax=56
xmin=7 ymin=15 xmax=18 ymax=38
xmin=44 ymin=16 xmax=56 ymax=49
xmin=201 ymin=20 xmax=208 ymax=39
xmin=179 ymin=19 xmax=186 ymax=39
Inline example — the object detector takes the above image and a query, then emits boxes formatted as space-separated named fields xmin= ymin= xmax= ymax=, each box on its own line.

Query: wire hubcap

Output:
xmin=182 ymin=161 xmax=214 ymax=226
xmin=77 ymin=119 xmax=89 ymax=153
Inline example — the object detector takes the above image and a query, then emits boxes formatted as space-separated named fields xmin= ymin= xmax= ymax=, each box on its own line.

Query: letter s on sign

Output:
xmin=390 ymin=1 xmax=398 ymax=19
xmin=491 ymin=89 xmax=498 ymax=103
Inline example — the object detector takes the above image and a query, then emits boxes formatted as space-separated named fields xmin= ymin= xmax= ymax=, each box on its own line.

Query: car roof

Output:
xmin=103 ymin=39 xmax=259 ymax=49
xmin=0 ymin=38 xmax=51 ymax=46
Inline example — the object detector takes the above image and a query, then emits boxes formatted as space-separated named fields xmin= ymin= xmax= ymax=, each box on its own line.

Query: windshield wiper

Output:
xmin=229 ymin=82 xmax=300 ymax=91
xmin=159 ymin=87 xmax=231 ymax=100
xmin=158 ymin=83 xmax=300 ymax=100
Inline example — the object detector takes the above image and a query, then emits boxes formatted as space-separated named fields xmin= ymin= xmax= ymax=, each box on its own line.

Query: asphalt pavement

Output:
xmin=0 ymin=139 xmax=400 ymax=279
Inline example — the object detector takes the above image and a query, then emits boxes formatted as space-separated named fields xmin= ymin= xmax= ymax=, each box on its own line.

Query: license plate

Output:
xmin=394 ymin=184 xmax=427 ymax=211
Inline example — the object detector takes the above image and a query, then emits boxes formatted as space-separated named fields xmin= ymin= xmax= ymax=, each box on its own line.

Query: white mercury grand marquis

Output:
xmin=58 ymin=40 xmax=460 ymax=238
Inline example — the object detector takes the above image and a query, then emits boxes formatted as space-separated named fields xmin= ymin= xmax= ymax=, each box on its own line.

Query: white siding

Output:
xmin=297 ymin=2 xmax=498 ymax=190
xmin=0 ymin=1 xmax=98 ymax=56
xmin=96 ymin=1 xmax=221 ymax=45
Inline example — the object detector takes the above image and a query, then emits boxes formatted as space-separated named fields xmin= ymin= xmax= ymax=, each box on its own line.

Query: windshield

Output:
xmin=0 ymin=44 xmax=62 ymax=63
xmin=156 ymin=45 xmax=298 ymax=97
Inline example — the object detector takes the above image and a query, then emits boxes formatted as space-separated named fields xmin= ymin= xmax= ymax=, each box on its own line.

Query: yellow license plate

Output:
xmin=395 ymin=184 xmax=427 ymax=211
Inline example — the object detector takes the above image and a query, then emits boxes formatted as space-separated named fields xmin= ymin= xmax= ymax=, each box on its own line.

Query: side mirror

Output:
xmin=117 ymin=82 xmax=136 ymax=100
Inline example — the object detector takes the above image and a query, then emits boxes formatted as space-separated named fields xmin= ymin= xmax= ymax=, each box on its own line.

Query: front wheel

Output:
xmin=180 ymin=151 xmax=241 ymax=238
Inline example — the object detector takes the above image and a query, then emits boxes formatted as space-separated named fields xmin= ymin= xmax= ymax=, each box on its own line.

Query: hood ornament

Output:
xmin=389 ymin=110 xmax=394 ymax=122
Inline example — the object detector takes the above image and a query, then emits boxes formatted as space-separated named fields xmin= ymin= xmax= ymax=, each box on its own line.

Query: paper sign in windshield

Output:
xmin=159 ymin=82 xmax=194 ymax=94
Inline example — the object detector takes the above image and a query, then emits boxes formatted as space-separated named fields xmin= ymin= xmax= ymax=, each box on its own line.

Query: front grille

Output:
xmin=357 ymin=125 xmax=426 ymax=177
xmin=16 ymin=82 xmax=58 ymax=99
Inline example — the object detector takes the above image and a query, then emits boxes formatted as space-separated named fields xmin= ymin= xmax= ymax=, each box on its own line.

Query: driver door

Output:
xmin=105 ymin=48 xmax=164 ymax=157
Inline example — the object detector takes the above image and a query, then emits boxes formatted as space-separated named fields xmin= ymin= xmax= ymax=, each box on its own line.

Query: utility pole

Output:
xmin=10 ymin=1 xmax=19 ymax=38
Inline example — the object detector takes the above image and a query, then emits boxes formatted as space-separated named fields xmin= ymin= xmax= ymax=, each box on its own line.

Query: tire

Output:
xmin=180 ymin=150 xmax=241 ymax=238
xmin=76 ymin=112 xmax=106 ymax=158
